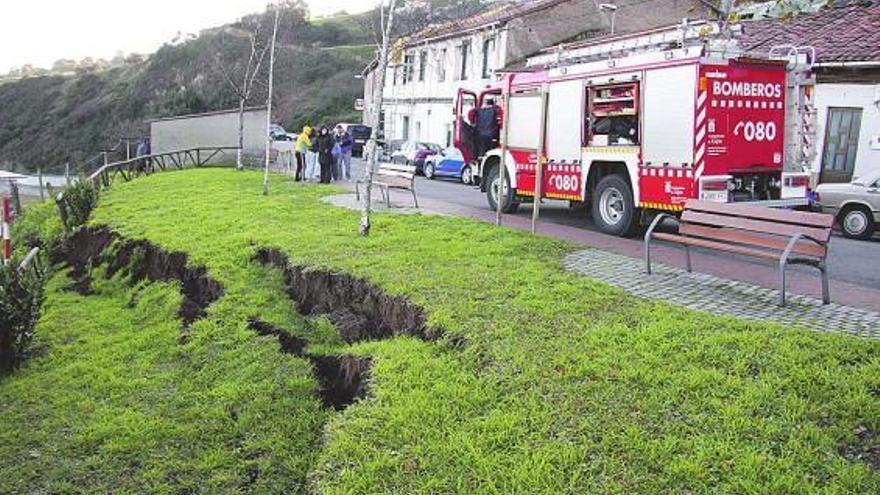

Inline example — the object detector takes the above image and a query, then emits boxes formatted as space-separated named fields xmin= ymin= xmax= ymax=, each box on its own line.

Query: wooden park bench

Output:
xmin=645 ymin=199 xmax=834 ymax=306
xmin=355 ymin=163 xmax=419 ymax=208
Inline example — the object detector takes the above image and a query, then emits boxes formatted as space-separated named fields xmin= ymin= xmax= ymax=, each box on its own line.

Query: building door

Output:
xmin=820 ymin=107 xmax=862 ymax=183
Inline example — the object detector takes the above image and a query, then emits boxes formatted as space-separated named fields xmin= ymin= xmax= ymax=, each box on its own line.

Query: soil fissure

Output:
xmin=53 ymin=226 xmax=224 ymax=325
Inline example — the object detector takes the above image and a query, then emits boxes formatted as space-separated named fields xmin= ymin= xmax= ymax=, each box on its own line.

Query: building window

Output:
xmin=392 ymin=66 xmax=398 ymax=86
xmin=402 ymin=115 xmax=410 ymax=141
xmin=821 ymin=107 xmax=863 ymax=183
xmin=418 ymin=50 xmax=427 ymax=81
xmin=446 ymin=123 xmax=453 ymax=147
xmin=482 ymin=37 xmax=495 ymax=79
xmin=437 ymin=48 xmax=447 ymax=82
xmin=459 ymin=41 xmax=470 ymax=80
xmin=403 ymin=53 xmax=414 ymax=84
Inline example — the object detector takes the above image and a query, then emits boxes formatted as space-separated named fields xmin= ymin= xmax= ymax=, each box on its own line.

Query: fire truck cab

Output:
xmin=453 ymin=23 xmax=814 ymax=236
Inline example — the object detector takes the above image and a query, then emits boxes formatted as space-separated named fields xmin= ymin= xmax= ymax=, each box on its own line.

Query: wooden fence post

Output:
xmin=37 ymin=167 xmax=44 ymax=200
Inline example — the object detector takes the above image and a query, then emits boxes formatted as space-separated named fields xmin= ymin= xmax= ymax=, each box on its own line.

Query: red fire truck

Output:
xmin=454 ymin=23 xmax=814 ymax=236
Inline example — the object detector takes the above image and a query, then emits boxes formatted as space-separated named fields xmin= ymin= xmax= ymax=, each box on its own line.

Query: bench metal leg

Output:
xmin=819 ymin=261 xmax=831 ymax=305
xmin=684 ymin=245 xmax=692 ymax=273
xmin=411 ymin=189 xmax=419 ymax=208
xmin=778 ymin=233 xmax=806 ymax=307
xmin=644 ymin=213 xmax=670 ymax=275
xmin=355 ymin=181 xmax=360 ymax=201
xmin=778 ymin=261 xmax=788 ymax=307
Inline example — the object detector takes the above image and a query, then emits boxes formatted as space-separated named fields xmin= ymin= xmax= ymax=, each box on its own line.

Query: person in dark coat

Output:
xmin=317 ymin=126 xmax=335 ymax=184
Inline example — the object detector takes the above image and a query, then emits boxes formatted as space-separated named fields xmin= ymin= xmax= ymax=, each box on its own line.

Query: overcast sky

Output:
xmin=0 ymin=0 xmax=375 ymax=73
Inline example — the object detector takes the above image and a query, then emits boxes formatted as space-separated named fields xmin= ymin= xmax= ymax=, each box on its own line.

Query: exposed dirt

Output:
xmin=254 ymin=247 xmax=443 ymax=343
xmin=310 ymin=354 xmax=372 ymax=411
xmin=840 ymin=426 xmax=880 ymax=471
xmin=54 ymin=226 xmax=224 ymax=326
xmin=246 ymin=318 xmax=370 ymax=410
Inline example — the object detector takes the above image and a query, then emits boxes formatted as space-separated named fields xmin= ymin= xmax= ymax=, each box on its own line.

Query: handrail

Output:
xmin=17 ymin=247 xmax=40 ymax=273
xmin=88 ymin=146 xmax=241 ymax=186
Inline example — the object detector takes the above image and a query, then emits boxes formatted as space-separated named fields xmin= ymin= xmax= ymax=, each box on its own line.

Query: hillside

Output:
xmin=0 ymin=6 xmax=374 ymax=174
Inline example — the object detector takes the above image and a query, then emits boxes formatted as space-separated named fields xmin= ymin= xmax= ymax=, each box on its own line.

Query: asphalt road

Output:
xmin=352 ymin=158 xmax=880 ymax=289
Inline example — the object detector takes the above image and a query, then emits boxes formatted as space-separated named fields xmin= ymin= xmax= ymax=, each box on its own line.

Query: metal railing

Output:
xmin=87 ymin=146 xmax=241 ymax=188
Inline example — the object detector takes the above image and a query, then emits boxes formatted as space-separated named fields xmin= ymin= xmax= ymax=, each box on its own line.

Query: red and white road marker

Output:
xmin=2 ymin=196 xmax=10 ymax=265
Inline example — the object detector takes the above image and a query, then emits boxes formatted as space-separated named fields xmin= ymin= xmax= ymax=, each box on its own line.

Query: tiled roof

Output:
xmin=738 ymin=0 xmax=880 ymax=63
xmin=408 ymin=0 xmax=576 ymax=44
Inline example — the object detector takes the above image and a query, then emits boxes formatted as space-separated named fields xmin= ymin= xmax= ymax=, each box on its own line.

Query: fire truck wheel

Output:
xmin=592 ymin=174 xmax=638 ymax=237
xmin=486 ymin=164 xmax=520 ymax=213
xmin=839 ymin=205 xmax=875 ymax=240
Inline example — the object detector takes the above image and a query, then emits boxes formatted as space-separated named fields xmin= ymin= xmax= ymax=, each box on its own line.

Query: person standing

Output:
xmin=334 ymin=125 xmax=354 ymax=181
xmin=294 ymin=125 xmax=311 ymax=181
xmin=475 ymin=97 xmax=502 ymax=157
xmin=317 ymin=126 xmax=335 ymax=184
xmin=307 ymin=128 xmax=319 ymax=181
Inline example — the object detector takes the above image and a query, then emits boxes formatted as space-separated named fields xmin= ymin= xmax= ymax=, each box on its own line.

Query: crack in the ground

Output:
xmin=254 ymin=247 xmax=443 ymax=343
xmin=248 ymin=318 xmax=370 ymax=411
xmin=53 ymin=226 xmax=224 ymax=326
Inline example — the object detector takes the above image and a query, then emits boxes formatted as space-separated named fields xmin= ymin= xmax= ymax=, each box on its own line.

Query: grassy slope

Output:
xmin=2 ymin=168 xmax=879 ymax=493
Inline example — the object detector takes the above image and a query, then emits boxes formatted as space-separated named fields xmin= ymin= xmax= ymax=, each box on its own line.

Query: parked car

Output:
xmin=423 ymin=147 xmax=474 ymax=184
xmin=335 ymin=123 xmax=373 ymax=157
xmin=269 ymin=124 xmax=293 ymax=141
xmin=391 ymin=141 xmax=441 ymax=173
xmin=814 ymin=170 xmax=880 ymax=239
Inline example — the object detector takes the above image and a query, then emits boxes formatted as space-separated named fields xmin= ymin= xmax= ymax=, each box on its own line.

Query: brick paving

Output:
xmin=562 ymin=249 xmax=880 ymax=338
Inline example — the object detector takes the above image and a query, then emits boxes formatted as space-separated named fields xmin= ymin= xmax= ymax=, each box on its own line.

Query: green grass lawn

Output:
xmin=2 ymin=168 xmax=878 ymax=494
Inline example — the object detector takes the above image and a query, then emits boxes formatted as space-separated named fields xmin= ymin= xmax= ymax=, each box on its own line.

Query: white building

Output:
xmin=363 ymin=0 xmax=714 ymax=147
xmin=740 ymin=1 xmax=880 ymax=183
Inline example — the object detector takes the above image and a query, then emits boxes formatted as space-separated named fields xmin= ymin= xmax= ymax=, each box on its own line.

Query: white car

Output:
xmin=814 ymin=170 xmax=880 ymax=239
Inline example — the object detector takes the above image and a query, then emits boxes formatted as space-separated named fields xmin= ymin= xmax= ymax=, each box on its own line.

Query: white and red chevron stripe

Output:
xmin=2 ymin=197 xmax=10 ymax=265
xmin=693 ymin=86 xmax=708 ymax=180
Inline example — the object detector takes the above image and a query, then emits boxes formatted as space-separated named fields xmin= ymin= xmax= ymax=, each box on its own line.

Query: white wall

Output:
xmin=379 ymin=28 xmax=507 ymax=145
xmin=813 ymin=83 xmax=880 ymax=181
xmin=151 ymin=108 xmax=268 ymax=161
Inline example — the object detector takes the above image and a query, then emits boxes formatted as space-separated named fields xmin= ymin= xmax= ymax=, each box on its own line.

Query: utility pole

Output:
xmin=263 ymin=6 xmax=281 ymax=196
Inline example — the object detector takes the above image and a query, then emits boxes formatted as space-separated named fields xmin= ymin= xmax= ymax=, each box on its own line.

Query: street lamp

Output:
xmin=599 ymin=3 xmax=618 ymax=35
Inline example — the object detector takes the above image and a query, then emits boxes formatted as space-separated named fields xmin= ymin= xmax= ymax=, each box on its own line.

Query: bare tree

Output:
xmin=360 ymin=0 xmax=399 ymax=237
xmin=215 ymin=19 xmax=272 ymax=171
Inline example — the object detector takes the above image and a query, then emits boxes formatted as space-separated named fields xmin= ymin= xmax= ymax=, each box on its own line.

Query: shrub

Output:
xmin=59 ymin=178 xmax=99 ymax=229
xmin=0 ymin=260 xmax=45 ymax=372
xmin=10 ymin=201 xmax=64 ymax=256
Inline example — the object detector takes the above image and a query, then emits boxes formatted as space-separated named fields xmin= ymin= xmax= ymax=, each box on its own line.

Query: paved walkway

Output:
xmin=324 ymin=190 xmax=880 ymax=336
xmin=563 ymin=249 xmax=880 ymax=337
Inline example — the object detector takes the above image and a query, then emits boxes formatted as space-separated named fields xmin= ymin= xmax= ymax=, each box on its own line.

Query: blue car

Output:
xmin=423 ymin=147 xmax=473 ymax=185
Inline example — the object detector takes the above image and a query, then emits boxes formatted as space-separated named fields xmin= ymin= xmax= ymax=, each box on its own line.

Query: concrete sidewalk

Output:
xmin=324 ymin=189 xmax=880 ymax=326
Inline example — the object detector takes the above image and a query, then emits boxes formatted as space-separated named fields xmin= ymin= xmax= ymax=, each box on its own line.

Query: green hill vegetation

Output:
xmin=0 ymin=6 xmax=374 ymax=174
xmin=2 ymin=168 xmax=878 ymax=493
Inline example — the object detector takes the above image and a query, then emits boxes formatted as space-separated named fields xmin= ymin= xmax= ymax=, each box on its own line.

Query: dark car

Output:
xmin=391 ymin=141 xmax=441 ymax=173
xmin=269 ymin=124 xmax=293 ymax=141
xmin=335 ymin=123 xmax=372 ymax=157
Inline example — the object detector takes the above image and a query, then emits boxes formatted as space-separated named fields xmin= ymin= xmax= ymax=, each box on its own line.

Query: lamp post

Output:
xmin=599 ymin=3 xmax=618 ymax=35
xmin=263 ymin=5 xmax=281 ymax=195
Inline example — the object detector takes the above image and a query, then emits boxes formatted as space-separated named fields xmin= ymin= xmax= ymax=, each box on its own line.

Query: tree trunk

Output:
xmin=360 ymin=0 xmax=397 ymax=237
xmin=237 ymin=98 xmax=246 ymax=170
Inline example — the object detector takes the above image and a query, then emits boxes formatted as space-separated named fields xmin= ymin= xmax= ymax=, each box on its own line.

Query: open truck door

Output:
xmin=454 ymin=88 xmax=478 ymax=163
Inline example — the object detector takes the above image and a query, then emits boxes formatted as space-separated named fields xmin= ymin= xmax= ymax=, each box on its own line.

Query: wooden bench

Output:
xmin=645 ymin=200 xmax=834 ymax=306
xmin=355 ymin=163 xmax=419 ymax=208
